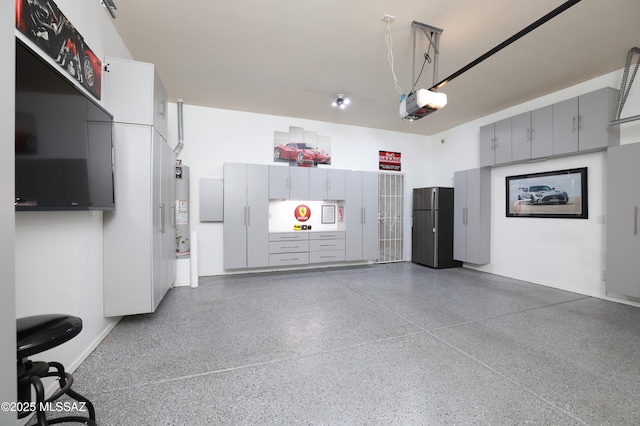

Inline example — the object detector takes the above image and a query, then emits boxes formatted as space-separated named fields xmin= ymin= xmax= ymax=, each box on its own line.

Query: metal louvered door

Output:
xmin=378 ymin=173 xmax=404 ymax=263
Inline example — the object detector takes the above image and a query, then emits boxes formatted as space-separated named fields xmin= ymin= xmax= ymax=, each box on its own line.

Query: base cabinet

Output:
xmin=453 ymin=168 xmax=491 ymax=264
xmin=606 ymin=143 xmax=640 ymax=298
xmin=104 ymin=124 xmax=175 ymax=316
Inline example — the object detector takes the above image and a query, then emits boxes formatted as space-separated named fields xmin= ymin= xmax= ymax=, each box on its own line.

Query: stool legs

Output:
xmin=17 ymin=360 xmax=97 ymax=426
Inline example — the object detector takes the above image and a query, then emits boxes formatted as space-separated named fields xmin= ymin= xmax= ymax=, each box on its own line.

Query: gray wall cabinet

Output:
xmin=224 ymin=163 xmax=270 ymax=269
xmin=511 ymin=105 xmax=553 ymax=162
xmin=345 ymin=171 xmax=379 ymax=261
xmin=480 ymin=118 xmax=512 ymax=167
xmin=103 ymin=57 xmax=176 ymax=317
xmin=553 ymin=87 xmax=620 ymax=155
xmin=606 ymin=143 xmax=640 ymax=299
xmin=309 ymin=168 xmax=346 ymax=200
xmin=269 ymin=165 xmax=309 ymax=200
xmin=453 ymin=168 xmax=491 ymax=265
xmin=481 ymin=87 xmax=619 ymax=167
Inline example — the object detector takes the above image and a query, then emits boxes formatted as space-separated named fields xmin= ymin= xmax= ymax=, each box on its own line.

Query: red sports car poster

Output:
xmin=274 ymin=126 xmax=332 ymax=167
xmin=16 ymin=0 xmax=102 ymax=100
xmin=379 ymin=151 xmax=401 ymax=172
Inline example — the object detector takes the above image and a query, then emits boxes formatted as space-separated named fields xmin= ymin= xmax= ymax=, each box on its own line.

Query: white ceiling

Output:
xmin=107 ymin=0 xmax=640 ymax=136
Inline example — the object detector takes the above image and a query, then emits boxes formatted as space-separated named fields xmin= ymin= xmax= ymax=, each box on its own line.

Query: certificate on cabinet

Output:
xmin=321 ymin=205 xmax=336 ymax=224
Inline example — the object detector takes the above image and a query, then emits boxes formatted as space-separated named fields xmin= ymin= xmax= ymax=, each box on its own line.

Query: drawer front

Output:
xmin=309 ymin=232 xmax=346 ymax=240
xmin=269 ymin=241 xmax=310 ymax=254
xmin=269 ymin=253 xmax=309 ymax=266
xmin=310 ymin=250 xmax=346 ymax=263
xmin=269 ymin=232 xmax=310 ymax=242
xmin=310 ymin=239 xmax=346 ymax=252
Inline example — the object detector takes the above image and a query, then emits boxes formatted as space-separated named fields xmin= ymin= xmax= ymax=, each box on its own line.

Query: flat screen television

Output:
xmin=15 ymin=39 xmax=115 ymax=211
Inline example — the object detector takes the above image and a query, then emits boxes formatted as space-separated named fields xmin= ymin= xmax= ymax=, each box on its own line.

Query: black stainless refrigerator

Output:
xmin=412 ymin=187 xmax=461 ymax=268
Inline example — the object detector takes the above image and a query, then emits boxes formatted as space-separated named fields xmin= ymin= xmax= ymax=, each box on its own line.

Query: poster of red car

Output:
xmin=16 ymin=0 xmax=102 ymax=100
xmin=274 ymin=126 xmax=332 ymax=167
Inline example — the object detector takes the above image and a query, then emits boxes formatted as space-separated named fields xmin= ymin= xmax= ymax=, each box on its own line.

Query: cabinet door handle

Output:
xmin=463 ymin=207 xmax=468 ymax=225
xmin=578 ymin=114 xmax=583 ymax=131
xmin=158 ymin=204 xmax=164 ymax=234
xmin=530 ymin=127 xmax=535 ymax=142
xmin=572 ymin=116 xmax=577 ymax=133
xmin=361 ymin=207 xmax=365 ymax=225
xmin=247 ymin=205 xmax=251 ymax=227
xmin=635 ymin=206 xmax=638 ymax=236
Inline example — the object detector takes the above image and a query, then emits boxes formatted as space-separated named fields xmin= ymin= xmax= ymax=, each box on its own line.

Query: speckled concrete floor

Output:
xmin=68 ymin=263 xmax=640 ymax=425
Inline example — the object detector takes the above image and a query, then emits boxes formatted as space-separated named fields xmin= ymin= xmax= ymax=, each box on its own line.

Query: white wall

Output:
xmin=1 ymin=1 xmax=16 ymax=422
xmin=167 ymin=67 xmax=640 ymax=308
xmin=166 ymin=106 xmax=429 ymax=276
xmin=14 ymin=0 xmax=133 ymax=372
xmin=429 ymin=69 xmax=640 ymax=305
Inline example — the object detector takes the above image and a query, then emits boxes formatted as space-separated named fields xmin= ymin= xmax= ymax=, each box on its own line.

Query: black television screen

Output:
xmin=15 ymin=39 xmax=115 ymax=211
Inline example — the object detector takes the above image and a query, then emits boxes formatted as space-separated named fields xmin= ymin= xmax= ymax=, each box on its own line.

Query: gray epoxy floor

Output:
xmin=69 ymin=262 xmax=640 ymax=425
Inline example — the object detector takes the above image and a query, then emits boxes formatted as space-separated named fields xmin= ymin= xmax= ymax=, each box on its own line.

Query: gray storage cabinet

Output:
xmin=511 ymin=105 xmax=553 ymax=162
xmin=345 ymin=171 xmax=379 ymax=261
xmin=104 ymin=124 xmax=176 ymax=316
xmin=103 ymin=57 xmax=176 ymax=317
xmin=479 ymin=118 xmax=512 ymax=167
xmin=309 ymin=168 xmax=346 ymax=200
xmin=224 ymin=163 xmax=269 ymax=269
xmin=269 ymin=165 xmax=309 ymax=200
xmin=553 ymin=87 xmax=619 ymax=155
xmin=453 ymin=168 xmax=491 ymax=264
xmin=606 ymin=143 xmax=640 ymax=298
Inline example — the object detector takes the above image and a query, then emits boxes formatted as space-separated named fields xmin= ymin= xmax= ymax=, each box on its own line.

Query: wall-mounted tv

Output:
xmin=15 ymin=39 xmax=115 ymax=211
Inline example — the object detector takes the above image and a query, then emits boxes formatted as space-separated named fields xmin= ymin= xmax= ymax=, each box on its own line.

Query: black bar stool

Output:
xmin=17 ymin=314 xmax=97 ymax=426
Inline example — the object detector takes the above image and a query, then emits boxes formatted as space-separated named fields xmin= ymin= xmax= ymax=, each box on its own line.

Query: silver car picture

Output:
xmin=517 ymin=185 xmax=569 ymax=204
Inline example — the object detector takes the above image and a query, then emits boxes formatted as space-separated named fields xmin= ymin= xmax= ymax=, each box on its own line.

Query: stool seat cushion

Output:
xmin=17 ymin=314 xmax=82 ymax=359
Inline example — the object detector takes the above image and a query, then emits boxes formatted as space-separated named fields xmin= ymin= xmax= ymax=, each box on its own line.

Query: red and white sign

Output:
xmin=379 ymin=151 xmax=401 ymax=171
xmin=294 ymin=204 xmax=311 ymax=221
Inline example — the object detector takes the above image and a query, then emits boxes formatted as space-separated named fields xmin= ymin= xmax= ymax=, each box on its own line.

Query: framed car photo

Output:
xmin=505 ymin=167 xmax=588 ymax=219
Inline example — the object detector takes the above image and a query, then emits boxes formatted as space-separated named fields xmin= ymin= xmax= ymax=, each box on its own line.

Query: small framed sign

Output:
xmin=321 ymin=205 xmax=336 ymax=224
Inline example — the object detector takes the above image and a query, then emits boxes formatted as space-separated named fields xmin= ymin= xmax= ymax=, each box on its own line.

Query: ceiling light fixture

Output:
xmin=331 ymin=94 xmax=351 ymax=109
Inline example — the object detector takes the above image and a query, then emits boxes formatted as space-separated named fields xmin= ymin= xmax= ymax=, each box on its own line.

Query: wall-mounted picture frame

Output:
xmin=506 ymin=167 xmax=588 ymax=219
xmin=321 ymin=205 xmax=336 ymax=224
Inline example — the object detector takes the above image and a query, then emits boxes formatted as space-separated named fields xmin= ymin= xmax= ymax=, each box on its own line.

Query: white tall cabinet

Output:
xmin=102 ymin=57 xmax=176 ymax=316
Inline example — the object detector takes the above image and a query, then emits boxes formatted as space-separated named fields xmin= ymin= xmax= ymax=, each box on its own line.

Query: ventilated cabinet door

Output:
xmin=606 ymin=143 xmax=640 ymax=298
